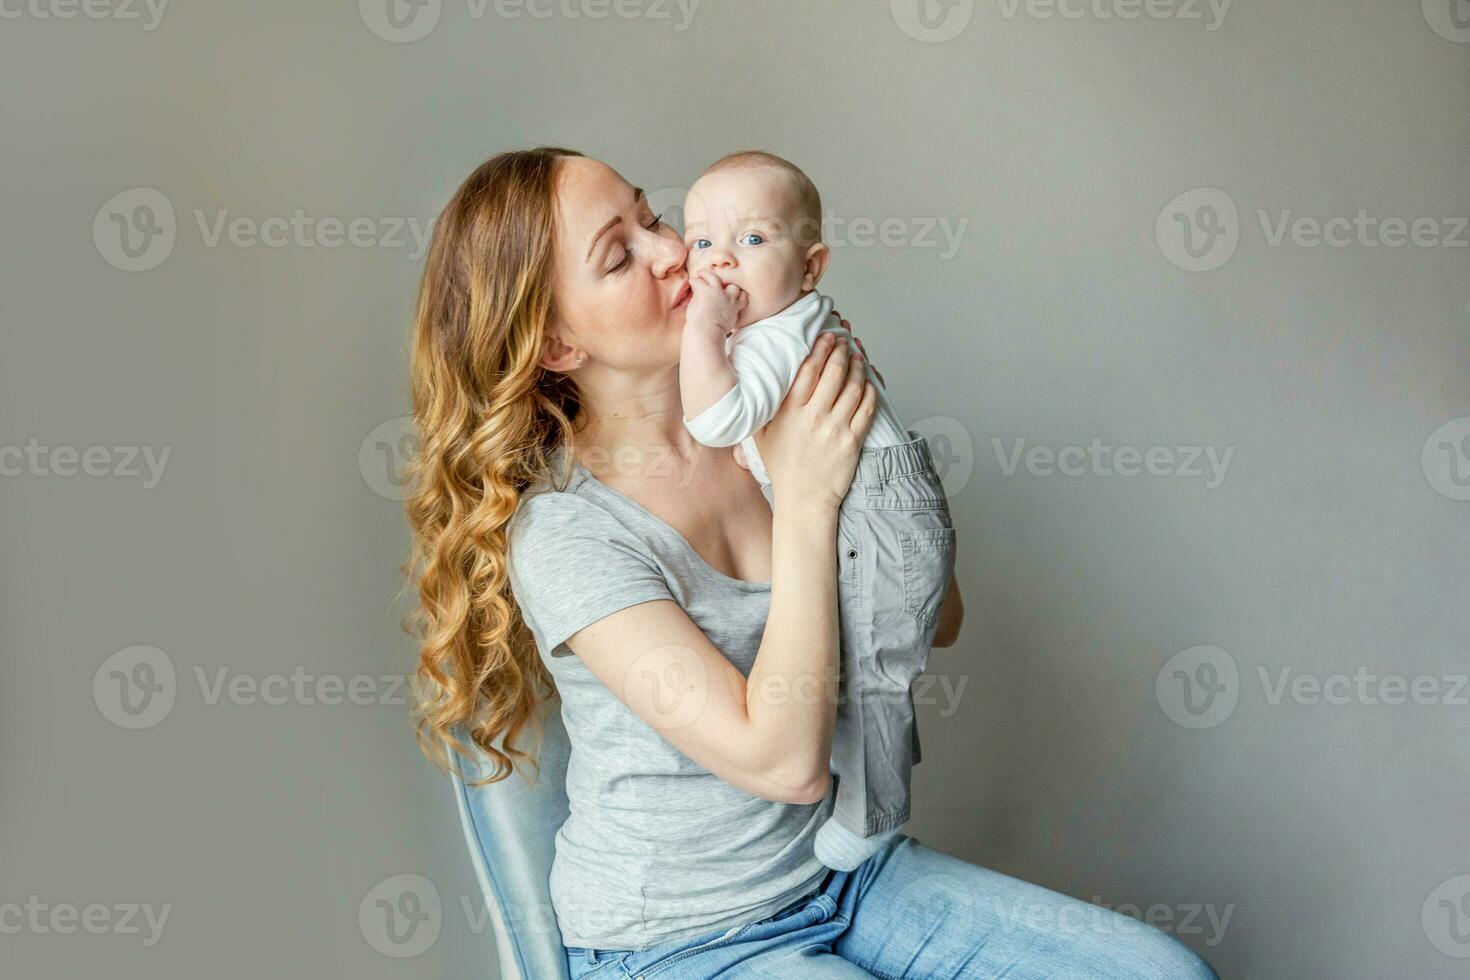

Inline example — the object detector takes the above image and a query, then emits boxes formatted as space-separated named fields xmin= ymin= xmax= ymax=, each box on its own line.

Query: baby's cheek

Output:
xmin=745 ymin=267 xmax=795 ymax=317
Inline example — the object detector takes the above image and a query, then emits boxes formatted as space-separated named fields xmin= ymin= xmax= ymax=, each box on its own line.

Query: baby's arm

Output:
xmin=682 ymin=300 xmax=821 ymax=449
xmin=679 ymin=271 xmax=746 ymax=423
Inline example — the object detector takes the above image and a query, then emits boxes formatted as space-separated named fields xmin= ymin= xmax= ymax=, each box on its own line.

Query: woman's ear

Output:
xmin=537 ymin=330 xmax=584 ymax=373
xmin=800 ymin=242 xmax=831 ymax=291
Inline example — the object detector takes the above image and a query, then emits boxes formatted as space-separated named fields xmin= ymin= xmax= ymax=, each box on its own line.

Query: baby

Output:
xmin=678 ymin=151 xmax=957 ymax=871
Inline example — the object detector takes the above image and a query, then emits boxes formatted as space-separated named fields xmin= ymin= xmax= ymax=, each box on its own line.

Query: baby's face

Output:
xmin=682 ymin=168 xmax=816 ymax=329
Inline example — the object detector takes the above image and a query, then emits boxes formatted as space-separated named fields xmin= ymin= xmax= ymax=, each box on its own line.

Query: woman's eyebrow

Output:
xmin=585 ymin=187 xmax=645 ymax=262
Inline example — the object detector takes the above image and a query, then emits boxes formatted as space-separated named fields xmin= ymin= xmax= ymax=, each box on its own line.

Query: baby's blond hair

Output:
xmin=699 ymin=150 xmax=823 ymax=247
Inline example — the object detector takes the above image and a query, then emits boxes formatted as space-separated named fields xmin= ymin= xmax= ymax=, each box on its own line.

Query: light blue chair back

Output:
xmin=447 ymin=697 xmax=573 ymax=980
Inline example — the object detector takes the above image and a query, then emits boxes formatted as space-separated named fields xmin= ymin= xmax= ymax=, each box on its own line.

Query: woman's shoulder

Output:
xmin=506 ymin=464 xmax=674 ymax=656
xmin=508 ymin=465 xmax=654 ymax=564
xmin=510 ymin=470 xmax=597 ymax=540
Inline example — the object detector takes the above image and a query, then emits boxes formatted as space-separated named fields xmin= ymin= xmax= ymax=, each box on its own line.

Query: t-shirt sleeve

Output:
xmin=506 ymin=490 xmax=674 ymax=658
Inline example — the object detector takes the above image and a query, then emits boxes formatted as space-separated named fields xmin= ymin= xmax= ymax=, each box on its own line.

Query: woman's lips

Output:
xmin=672 ymin=281 xmax=692 ymax=309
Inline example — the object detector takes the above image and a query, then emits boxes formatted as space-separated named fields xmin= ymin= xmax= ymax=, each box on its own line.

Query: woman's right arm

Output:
xmin=560 ymin=334 xmax=876 ymax=804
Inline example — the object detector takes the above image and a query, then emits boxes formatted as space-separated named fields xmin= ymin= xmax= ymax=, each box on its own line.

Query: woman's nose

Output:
xmin=650 ymin=230 xmax=687 ymax=278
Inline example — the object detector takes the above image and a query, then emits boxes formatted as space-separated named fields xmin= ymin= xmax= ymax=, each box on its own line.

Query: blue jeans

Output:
xmin=566 ymin=834 xmax=1220 ymax=979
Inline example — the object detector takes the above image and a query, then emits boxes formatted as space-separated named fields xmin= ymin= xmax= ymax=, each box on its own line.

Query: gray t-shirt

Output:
xmin=505 ymin=452 xmax=831 ymax=951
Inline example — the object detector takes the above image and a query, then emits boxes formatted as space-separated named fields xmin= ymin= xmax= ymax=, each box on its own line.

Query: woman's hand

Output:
xmin=753 ymin=332 xmax=877 ymax=513
xmin=833 ymin=309 xmax=886 ymax=388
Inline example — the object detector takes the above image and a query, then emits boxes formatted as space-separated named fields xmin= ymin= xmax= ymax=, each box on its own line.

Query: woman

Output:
xmin=403 ymin=146 xmax=1218 ymax=979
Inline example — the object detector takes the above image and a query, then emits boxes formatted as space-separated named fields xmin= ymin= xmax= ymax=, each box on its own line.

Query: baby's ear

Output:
xmin=801 ymin=242 xmax=831 ymax=291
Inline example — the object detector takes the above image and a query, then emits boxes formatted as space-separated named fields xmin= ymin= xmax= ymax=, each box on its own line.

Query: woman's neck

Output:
xmin=572 ymin=367 xmax=703 ymax=478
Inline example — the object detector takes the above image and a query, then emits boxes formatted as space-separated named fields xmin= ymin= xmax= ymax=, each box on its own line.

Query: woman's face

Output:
xmin=547 ymin=156 xmax=692 ymax=372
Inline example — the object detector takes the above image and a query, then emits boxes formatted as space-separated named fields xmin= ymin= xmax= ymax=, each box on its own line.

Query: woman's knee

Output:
xmin=1124 ymin=925 xmax=1220 ymax=980
xmin=1044 ymin=901 xmax=1220 ymax=980
xmin=865 ymin=838 xmax=1220 ymax=978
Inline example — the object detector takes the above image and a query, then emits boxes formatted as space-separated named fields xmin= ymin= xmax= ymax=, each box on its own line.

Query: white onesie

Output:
xmin=682 ymin=290 xmax=912 ymax=485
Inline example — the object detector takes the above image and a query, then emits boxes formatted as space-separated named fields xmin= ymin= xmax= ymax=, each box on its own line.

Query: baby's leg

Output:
xmin=814 ymin=434 xmax=956 ymax=871
xmin=816 ymin=548 xmax=898 ymax=872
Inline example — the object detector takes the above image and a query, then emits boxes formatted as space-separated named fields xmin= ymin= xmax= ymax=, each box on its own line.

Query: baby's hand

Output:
xmin=685 ymin=270 xmax=748 ymax=336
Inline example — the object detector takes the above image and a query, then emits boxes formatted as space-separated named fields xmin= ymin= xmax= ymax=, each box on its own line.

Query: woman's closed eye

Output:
xmin=608 ymin=212 xmax=666 ymax=274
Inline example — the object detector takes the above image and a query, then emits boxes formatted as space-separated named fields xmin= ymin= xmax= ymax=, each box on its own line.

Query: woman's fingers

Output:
xmin=853 ymin=376 xmax=878 ymax=436
xmin=788 ymin=333 xmax=836 ymax=405
xmin=831 ymin=344 xmax=869 ymax=421
xmin=850 ymin=333 xmax=886 ymax=387
xmin=807 ymin=333 xmax=853 ymax=411
xmin=831 ymin=340 xmax=878 ymax=442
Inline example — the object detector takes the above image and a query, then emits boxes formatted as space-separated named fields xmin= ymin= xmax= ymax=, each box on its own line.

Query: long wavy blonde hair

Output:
xmin=402 ymin=146 xmax=588 ymax=785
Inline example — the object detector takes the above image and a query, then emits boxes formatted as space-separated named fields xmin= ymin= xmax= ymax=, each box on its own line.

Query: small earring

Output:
xmin=576 ymin=354 xmax=586 ymax=366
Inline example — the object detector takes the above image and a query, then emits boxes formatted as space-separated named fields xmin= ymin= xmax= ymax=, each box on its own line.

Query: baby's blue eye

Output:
xmin=691 ymin=238 xmax=711 ymax=250
xmin=740 ymin=233 xmax=765 ymax=246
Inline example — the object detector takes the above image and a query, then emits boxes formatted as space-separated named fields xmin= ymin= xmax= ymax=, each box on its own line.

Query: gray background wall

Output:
xmin=3 ymin=1 xmax=1467 ymax=977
